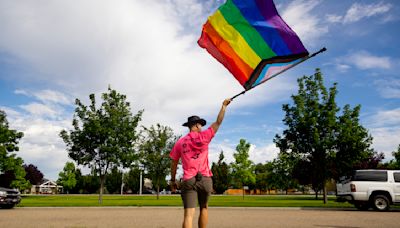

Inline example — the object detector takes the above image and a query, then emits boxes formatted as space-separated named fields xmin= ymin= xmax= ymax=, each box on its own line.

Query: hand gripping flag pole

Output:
xmin=230 ymin=47 xmax=327 ymax=100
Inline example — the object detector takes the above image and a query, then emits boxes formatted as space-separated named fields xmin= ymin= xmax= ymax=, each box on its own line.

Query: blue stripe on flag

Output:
xmin=232 ymin=0 xmax=291 ymax=55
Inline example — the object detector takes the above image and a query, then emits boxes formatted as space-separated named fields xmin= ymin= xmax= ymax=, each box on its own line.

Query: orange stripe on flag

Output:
xmin=202 ymin=22 xmax=253 ymax=84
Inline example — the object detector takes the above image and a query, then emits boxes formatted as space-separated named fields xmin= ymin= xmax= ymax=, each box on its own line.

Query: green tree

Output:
xmin=0 ymin=110 xmax=30 ymax=190
xmin=124 ymin=166 xmax=142 ymax=194
xmin=274 ymin=69 xmax=374 ymax=203
xmin=254 ymin=162 xmax=273 ymax=194
xmin=69 ymin=168 xmax=100 ymax=194
xmin=24 ymin=164 xmax=44 ymax=185
xmin=80 ymin=172 xmax=100 ymax=194
xmin=334 ymin=105 xmax=374 ymax=178
xmin=393 ymin=145 xmax=400 ymax=164
xmin=291 ymin=159 xmax=312 ymax=188
xmin=57 ymin=162 xmax=77 ymax=194
xmin=355 ymin=151 xmax=384 ymax=169
xmin=386 ymin=145 xmax=400 ymax=169
xmin=105 ymin=166 xmax=122 ymax=194
xmin=211 ymin=151 xmax=230 ymax=194
xmin=139 ymin=124 xmax=177 ymax=199
xmin=60 ymin=87 xmax=142 ymax=203
xmin=231 ymin=139 xmax=256 ymax=199
xmin=270 ymin=153 xmax=298 ymax=194
xmin=70 ymin=168 xmax=83 ymax=194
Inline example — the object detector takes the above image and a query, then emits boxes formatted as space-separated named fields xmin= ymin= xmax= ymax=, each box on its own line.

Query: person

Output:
xmin=170 ymin=98 xmax=231 ymax=228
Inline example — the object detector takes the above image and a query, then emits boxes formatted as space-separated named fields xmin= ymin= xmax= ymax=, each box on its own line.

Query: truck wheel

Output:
xmin=355 ymin=203 xmax=369 ymax=210
xmin=372 ymin=195 xmax=390 ymax=211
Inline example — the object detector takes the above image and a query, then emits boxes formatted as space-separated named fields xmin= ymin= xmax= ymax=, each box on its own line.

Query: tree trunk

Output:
xmin=242 ymin=186 xmax=245 ymax=200
xmin=156 ymin=185 xmax=160 ymax=200
xmin=323 ymin=182 xmax=328 ymax=204
xmin=99 ymin=175 xmax=105 ymax=205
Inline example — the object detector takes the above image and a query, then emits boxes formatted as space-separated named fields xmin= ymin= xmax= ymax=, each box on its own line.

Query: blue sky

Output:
xmin=1 ymin=0 xmax=399 ymax=181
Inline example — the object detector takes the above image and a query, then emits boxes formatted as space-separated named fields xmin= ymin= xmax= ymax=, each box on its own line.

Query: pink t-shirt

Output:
xmin=170 ymin=127 xmax=215 ymax=180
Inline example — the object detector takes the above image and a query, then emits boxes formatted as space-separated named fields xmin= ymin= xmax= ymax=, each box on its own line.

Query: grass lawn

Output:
xmin=18 ymin=194 xmax=354 ymax=208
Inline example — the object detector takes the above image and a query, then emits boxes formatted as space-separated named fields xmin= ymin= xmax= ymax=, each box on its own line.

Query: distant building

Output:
xmin=29 ymin=180 xmax=63 ymax=194
xmin=144 ymin=178 xmax=152 ymax=189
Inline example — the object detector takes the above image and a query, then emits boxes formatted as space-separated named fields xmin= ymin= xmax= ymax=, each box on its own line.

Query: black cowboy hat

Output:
xmin=182 ymin=115 xmax=206 ymax=127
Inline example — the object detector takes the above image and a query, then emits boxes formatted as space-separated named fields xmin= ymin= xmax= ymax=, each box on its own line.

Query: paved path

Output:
xmin=1 ymin=207 xmax=399 ymax=227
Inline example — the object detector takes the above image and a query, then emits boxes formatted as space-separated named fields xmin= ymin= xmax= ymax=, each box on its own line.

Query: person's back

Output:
xmin=171 ymin=127 xmax=214 ymax=181
xmin=170 ymin=98 xmax=231 ymax=228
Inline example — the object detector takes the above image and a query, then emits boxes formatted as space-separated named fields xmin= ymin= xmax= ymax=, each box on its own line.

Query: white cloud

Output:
xmin=343 ymin=2 xmax=392 ymax=24
xmin=19 ymin=102 xmax=59 ymax=117
xmin=325 ymin=2 xmax=393 ymax=25
xmin=0 ymin=106 xmax=22 ymax=118
xmin=3 ymin=90 xmax=73 ymax=180
xmin=336 ymin=63 xmax=351 ymax=73
xmin=0 ymin=0 xmax=301 ymax=130
xmin=367 ymin=108 xmax=400 ymax=128
xmin=347 ymin=51 xmax=391 ymax=70
xmin=326 ymin=14 xmax=343 ymax=23
xmin=5 ymin=108 xmax=71 ymax=181
xmin=281 ymin=0 xmax=328 ymax=46
xmin=15 ymin=89 xmax=72 ymax=105
xmin=249 ymin=143 xmax=280 ymax=164
xmin=370 ymin=127 xmax=400 ymax=159
xmin=209 ymin=142 xmax=236 ymax=165
xmin=33 ymin=90 xmax=72 ymax=105
xmin=381 ymin=14 xmax=397 ymax=23
xmin=365 ymin=108 xmax=400 ymax=160
xmin=334 ymin=51 xmax=392 ymax=73
xmin=14 ymin=89 xmax=29 ymax=96
xmin=165 ymin=0 xmax=203 ymax=32
xmin=374 ymin=78 xmax=400 ymax=99
xmin=209 ymin=141 xmax=279 ymax=168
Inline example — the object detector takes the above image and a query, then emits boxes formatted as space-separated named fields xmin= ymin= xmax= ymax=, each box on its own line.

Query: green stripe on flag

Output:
xmin=219 ymin=0 xmax=276 ymax=59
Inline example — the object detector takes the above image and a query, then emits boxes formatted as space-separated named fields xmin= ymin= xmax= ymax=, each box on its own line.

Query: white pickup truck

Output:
xmin=336 ymin=169 xmax=400 ymax=211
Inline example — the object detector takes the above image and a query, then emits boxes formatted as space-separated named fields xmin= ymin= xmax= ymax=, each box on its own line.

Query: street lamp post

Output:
xmin=139 ymin=170 xmax=142 ymax=195
xmin=139 ymin=164 xmax=144 ymax=195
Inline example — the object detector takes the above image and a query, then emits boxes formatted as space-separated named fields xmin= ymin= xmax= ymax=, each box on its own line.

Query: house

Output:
xmin=29 ymin=180 xmax=63 ymax=194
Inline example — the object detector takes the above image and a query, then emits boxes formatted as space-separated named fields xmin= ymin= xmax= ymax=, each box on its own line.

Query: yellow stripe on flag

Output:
xmin=209 ymin=10 xmax=261 ymax=69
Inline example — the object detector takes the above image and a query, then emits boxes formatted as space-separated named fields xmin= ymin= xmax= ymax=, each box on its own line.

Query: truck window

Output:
xmin=351 ymin=171 xmax=387 ymax=182
xmin=394 ymin=173 xmax=400 ymax=182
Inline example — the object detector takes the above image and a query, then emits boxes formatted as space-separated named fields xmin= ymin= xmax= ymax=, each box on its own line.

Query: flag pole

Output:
xmin=231 ymin=47 xmax=327 ymax=101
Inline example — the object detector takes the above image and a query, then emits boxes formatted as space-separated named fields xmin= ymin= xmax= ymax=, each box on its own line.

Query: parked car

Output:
xmin=0 ymin=187 xmax=21 ymax=209
xmin=160 ymin=189 xmax=171 ymax=195
xmin=141 ymin=189 xmax=156 ymax=194
xmin=336 ymin=169 xmax=400 ymax=211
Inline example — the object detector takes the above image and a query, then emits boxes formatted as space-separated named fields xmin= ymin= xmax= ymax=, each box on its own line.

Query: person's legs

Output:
xmin=198 ymin=206 xmax=208 ymax=228
xmin=181 ymin=178 xmax=197 ymax=228
xmin=197 ymin=177 xmax=213 ymax=228
xmin=183 ymin=208 xmax=196 ymax=228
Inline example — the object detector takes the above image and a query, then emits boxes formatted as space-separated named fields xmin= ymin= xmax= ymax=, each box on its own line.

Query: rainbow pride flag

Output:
xmin=198 ymin=0 xmax=309 ymax=90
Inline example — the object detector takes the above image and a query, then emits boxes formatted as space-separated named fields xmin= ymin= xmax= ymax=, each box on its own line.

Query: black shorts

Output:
xmin=180 ymin=176 xmax=213 ymax=209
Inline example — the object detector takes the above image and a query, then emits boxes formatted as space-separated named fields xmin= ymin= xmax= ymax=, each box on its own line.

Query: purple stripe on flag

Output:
xmin=255 ymin=0 xmax=307 ymax=54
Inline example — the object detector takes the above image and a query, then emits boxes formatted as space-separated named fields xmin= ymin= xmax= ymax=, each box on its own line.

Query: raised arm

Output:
xmin=211 ymin=98 xmax=231 ymax=133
